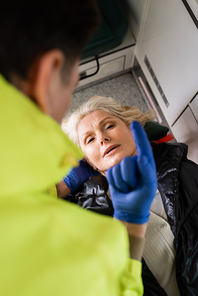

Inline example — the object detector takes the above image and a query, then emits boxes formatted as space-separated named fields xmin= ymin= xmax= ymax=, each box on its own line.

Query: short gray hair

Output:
xmin=62 ymin=96 xmax=156 ymax=146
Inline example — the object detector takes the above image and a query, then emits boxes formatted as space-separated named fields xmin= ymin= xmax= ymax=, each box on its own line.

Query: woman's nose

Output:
xmin=98 ymin=134 xmax=109 ymax=146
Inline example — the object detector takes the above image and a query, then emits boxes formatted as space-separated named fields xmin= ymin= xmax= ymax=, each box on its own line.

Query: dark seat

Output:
xmin=144 ymin=121 xmax=169 ymax=141
xmin=144 ymin=121 xmax=175 ymax=143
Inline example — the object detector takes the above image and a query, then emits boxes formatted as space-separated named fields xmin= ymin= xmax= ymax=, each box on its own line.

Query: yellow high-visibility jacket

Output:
xmin=0 ymin=74 xmax=143 ymax=296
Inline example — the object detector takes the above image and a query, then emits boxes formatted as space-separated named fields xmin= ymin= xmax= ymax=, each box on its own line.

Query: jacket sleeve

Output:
xmin=120 ymin=259 xmax=144 ymax=296
xmin=110 ymin=227 xmax=145 ymax=296
xmin=65 ymin=175 xmax=144 ymax=295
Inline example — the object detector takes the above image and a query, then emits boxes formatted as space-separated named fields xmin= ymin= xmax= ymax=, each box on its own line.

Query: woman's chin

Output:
xmin=105 ymin=156 xmax=124 ymax=171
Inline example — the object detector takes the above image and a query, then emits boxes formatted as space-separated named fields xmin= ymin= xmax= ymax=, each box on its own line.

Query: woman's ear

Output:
xmin=84 ymin=157 xmax=98 ymax=171
xmin=30 ymin=49 xmax=65 ymax=114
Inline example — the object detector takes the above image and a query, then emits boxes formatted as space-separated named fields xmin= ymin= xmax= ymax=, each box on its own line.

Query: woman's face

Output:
xmin=77 ymin=110 xmax=137 ymax=172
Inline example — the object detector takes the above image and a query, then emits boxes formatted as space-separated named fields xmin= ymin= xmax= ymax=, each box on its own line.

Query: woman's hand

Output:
xmin=106 ymin=121 xmax=157 ymax=224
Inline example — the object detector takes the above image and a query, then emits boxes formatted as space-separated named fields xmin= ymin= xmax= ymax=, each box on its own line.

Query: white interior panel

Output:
xmin=135 ymin=0 xmax=198 ymax=125
xmin=171 ymin=107 xmax=198 ymax=163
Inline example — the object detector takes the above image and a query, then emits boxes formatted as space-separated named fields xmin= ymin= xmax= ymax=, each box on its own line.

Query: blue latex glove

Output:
xmin=63 ymin=159 xmax=100 ymax=194
xmin=106 ymin=121 xmax=157 ymax=224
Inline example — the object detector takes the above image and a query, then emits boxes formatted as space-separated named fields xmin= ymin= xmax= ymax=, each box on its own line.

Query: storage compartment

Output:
xmin=171 ymin=107 xmax=198 ymax=163
xmin=189 ymin=93 xmax=198 ymax=120
xmin=135 ymin=0 xmax=198 ymax=126
xmin=81 ymin=0 xmax=128 ymax=59
xmin=78 ymin=46 xmax=134 ymax=88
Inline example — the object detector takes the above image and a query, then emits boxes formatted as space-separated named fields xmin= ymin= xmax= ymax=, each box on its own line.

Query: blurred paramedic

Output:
xmin=0 ymin=1 xmax=157 ymax=295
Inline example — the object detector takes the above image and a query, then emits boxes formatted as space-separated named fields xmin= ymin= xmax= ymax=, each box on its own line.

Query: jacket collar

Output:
xmin=0 ymin=74 xmax=83 ymax=197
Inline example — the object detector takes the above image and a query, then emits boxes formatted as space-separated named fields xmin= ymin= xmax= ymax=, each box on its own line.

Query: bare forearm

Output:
xmin=56 ymin=180 xmax=71 ymax=198
xmin=120 ymin=221 xmax=148 ymax=261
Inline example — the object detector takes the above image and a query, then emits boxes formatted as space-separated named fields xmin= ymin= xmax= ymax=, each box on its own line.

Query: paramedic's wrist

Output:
xmin=120 ymin=221 xmax=147 ymax=261
xmin=120 ymin=221 xmax=148 ymax=238
xmin=56 ymin=180 xmax=71 ymax=198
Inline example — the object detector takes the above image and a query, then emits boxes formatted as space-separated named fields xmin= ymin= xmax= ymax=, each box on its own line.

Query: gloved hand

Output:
xmin=63 ymin=159 xmax=100 ymax=194
xmin=106 ymin=121 xmax=157 ymax=224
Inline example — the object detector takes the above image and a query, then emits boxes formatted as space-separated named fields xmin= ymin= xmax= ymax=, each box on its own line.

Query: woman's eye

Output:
xmin=106 ymin=124 xmax=114 ymax=129
xmin=87 ymin=137 xmax=94 ymax=144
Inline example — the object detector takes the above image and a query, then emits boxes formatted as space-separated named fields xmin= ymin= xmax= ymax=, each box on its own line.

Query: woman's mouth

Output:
xmin=103 ymin=145 xmax=120 ymax=157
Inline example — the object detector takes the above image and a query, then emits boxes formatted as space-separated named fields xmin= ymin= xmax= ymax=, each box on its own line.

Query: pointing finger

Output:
xmin=130 ymin=121 xmax=153 ymax=162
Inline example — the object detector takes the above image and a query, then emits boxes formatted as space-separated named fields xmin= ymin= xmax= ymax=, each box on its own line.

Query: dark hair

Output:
xmin=0 ymin=0 xmax=99 ymax=81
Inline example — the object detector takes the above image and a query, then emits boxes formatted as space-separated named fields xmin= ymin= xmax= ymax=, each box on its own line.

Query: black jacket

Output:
xmin=67 ymin=143 xmax=198 ymax=296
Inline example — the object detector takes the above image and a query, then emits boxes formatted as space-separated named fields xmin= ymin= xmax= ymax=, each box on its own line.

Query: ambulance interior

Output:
xmin=73 ymin=0 xmax=198 ymax=164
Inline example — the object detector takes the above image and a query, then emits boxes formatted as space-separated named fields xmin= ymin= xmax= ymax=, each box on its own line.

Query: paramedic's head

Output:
xmin=0 ymin=0 xmax=99 ymax=122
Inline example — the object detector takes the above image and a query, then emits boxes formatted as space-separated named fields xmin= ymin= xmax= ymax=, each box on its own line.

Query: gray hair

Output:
xmin=62 ymin=96 xmax=156 ymax=146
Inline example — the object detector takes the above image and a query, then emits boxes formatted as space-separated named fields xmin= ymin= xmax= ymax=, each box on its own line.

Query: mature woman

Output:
xmin=60 ymin=96 xmax=198 ymax=296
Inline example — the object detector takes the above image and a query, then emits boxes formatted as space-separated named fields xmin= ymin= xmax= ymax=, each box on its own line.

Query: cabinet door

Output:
xmin=190 ymin=93 xmax=198 ymax=121
xmin=78 ymin=46 xmax=134 ymax=88
xmin=171 ymin=107 xmax=198 ymax=163
xmin=136 ymin=0 xmax=198 ymax=126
